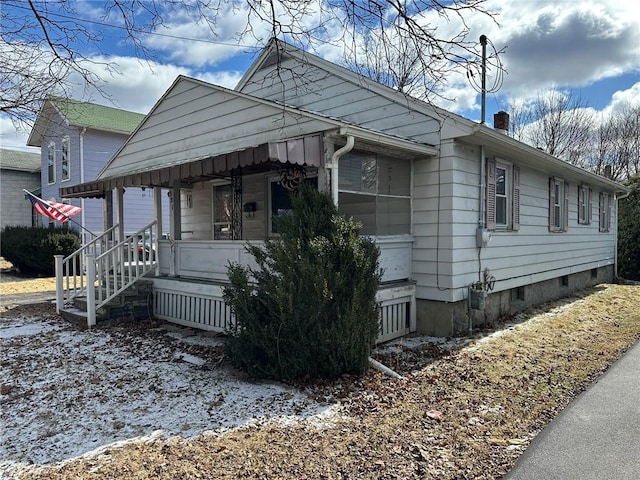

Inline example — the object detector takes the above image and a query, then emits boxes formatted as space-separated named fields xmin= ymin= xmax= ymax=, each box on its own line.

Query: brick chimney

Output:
xmin=493 ymin=111 xmax=510 ymax=134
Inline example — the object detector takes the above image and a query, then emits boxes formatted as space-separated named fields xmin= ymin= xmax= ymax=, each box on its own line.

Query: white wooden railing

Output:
xmin=56 ymin=222 xmax=157 ymax=327
xmin=55 ymin=224 xmax=120 ymax=309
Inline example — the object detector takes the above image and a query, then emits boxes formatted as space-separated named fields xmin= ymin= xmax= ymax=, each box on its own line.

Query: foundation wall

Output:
xmin=416 ymin=266 xmax=614 ymax=337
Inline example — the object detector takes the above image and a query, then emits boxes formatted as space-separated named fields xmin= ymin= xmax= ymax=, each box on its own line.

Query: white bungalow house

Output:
xmin=56 ymin=39 xmax=629 ymax=339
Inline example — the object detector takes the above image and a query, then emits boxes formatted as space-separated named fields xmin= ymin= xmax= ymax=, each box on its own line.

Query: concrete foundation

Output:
xmin=416 ymin=266 xmax=614 ymax=337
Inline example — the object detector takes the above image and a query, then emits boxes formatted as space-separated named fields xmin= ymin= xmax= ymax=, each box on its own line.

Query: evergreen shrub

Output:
xmin=618 ymin=176 xmax=640 ymax=280
xmin=0 ymin=226 xmax=80 ymax=275
xmin=223 ymin=185 xmax=381 ymax=380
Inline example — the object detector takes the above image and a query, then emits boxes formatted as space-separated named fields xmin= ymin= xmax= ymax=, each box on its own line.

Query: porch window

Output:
xmin=47 ymin=142 xmax=55 ymax=184
xmin=61 ymin=136 xmax=70 ymax=181
xmin=212 ymin=184 xmax=232 ymax=240
xmin=338 ymin=151 xmax=411 ymax=235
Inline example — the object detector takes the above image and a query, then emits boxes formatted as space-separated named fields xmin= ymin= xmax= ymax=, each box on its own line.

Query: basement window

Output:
xmin=510 ymin=286 xmax=525 ymax=302
xmin=560 ymin=275 xmax=569 ymax=288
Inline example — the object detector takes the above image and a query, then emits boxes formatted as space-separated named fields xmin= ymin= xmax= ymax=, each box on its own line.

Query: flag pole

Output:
xmin=23 ymin=189 xmax=97 ymax=239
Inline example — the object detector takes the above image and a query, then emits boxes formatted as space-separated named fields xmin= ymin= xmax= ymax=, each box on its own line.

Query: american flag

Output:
xmin=27 ymin=193 xmax=82 ymax=223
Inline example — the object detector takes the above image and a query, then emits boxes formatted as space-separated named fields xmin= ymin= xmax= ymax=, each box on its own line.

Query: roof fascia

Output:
xmin=460 ymin=126 xmax=629 ymax=193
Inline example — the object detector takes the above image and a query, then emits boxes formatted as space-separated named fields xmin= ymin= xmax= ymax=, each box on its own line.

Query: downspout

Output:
xmin=329 ymin=135 xmax=355 ymax=206
xmin=614 ymin=190 xmax=631 ymax=279
xmin=80 ymin=127 xmax=86 ymax=243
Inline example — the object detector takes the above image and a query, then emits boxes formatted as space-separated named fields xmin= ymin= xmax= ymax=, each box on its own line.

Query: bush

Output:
xmin=618 ymin=176 xmax=640 ymax=281
xmin=223 ymin=185 xmax=381 ymax=380
xmin=0 ymin=226 xmax=80 ymax=275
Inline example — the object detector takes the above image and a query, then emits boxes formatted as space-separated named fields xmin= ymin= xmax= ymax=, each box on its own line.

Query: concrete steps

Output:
xmin=59 ymin=279 xmax=154 ymax=328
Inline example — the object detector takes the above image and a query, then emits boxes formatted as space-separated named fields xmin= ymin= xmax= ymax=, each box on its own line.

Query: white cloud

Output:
xmin=0 ymin=116 xmax=38 ymax=151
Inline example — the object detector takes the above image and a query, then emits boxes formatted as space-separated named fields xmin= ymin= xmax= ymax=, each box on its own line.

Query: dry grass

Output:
xmin=14 ymin=283 xmax=640 ymax=480
xmin=0 ymin=258 xmax=56 ymax=295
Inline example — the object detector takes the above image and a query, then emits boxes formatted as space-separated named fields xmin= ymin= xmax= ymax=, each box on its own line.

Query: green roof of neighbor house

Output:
xmin=27 ymin=97 xmax=146 ymax=147
xmin=0 ymin=148 xmax=41 ymax=172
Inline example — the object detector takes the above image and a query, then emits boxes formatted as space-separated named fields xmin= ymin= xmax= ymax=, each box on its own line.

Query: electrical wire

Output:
xmin=466 ymin=36 xmax=504 ymax=95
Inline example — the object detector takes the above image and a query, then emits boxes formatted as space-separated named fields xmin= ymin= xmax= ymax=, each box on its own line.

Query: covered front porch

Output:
xmin=59 ymin=134 xmax=420 ymax=342
xmin=56 ymin=76 xmax=439 ymax=342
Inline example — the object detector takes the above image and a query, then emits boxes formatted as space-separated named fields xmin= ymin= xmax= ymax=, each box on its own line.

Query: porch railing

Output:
xmin=56 ymin=222 xmax=157 ymax=327
xmin=54 ymin=224 xmax=120 ymax=310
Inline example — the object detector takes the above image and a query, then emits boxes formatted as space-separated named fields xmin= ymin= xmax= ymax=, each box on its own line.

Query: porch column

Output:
xmin=154 ymin=186 xmax=163 ymax=276
xmin=169 ymin=181 xmax=181 ymax=277
xmin=103 ymin=189 xmax=114 ymax=251
xmin=231 ymin=168 xmax=242 ymax=240
xmin=116 ymin=186 xmax=125 ymax=243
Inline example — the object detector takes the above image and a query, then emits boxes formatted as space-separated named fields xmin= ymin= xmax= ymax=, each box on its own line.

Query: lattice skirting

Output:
xmin=152 ymin=277 xmax=416 ymax=342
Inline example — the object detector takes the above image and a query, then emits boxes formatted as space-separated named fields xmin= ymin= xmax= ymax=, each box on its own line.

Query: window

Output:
xmin=486 ymin=158 xmax=520 ymax=231
xmin=599 ymin=192 xmax=611 ymax=232
xmin=338 ymin=151 xmax=411 ymax=235
xmin=47 ymin=142 xmax=55 ymax=184
xmin=61 ymin=136 xmax=70 ymax=181
xmin=549 ymin=177 xmax=568 ymax=232
xmin=269 ymin=176 xmax=318 ymax=234
xmin=212 ymin=184 xmax=232 ymax=240
xmin=577 ymin=185 xmax=591 ymax=225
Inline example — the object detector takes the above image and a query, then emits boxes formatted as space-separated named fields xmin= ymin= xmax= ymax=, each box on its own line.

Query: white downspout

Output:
xmin=329 ymin=135 xmax=355 ymax=206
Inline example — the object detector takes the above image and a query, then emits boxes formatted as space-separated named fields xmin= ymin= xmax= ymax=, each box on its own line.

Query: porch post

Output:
xmin=231 ymin=168 xmax=242 ymax=240
xmin=103 ymin=189 xmax=114 ymax=251
xmin=169 ymin=181 xmax=181 ymax=277
xmin=154 ymin=186 xmax=162 ymax=276
xmin=116 ymin=186 xmax=125 ymax=243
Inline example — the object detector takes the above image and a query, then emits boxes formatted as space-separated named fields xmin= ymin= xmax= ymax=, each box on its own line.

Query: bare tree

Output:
xmin=590 ymin=104 xmax=640 ymax=181
xmin=1 ymin=0 xmax=500 ymax=125
xmin=508 ymin=90 xmax=594 ymax=166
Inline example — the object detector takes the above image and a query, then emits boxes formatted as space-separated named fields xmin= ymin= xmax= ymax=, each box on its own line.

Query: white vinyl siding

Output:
xmin=413 ymin=140 xmax=617 ymax=303
xmin=239 ymin=56 xmax=441 ymax=146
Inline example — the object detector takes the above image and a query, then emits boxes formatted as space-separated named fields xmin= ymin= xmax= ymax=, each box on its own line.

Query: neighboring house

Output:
xmin=57 ymin=40 xmax=629 ymax=339
xmin=0 ymin=148 xmax=41 ymax=229
xmin=26 ymin=97 xmax=169 ymax=242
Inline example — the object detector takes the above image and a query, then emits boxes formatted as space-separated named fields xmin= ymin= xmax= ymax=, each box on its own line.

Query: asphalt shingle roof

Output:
xmin=0 ymin=148 xmax=40 ymax=172
xmin=50 ymin=97 xmax=145 ymax=134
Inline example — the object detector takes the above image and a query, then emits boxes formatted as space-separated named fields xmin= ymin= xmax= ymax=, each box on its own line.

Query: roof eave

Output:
xmin=458 ymin=126 xmax=630 ymax=193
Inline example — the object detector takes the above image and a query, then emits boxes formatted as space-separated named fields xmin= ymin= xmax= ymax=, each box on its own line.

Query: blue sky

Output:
xmin=2 ymin=0 xmax=639 ymax=151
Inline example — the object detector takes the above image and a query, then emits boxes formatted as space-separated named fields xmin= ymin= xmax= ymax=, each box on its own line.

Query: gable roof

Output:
xmin=0 ymin=148 xmax=40 ymax=172
xmin=236 ymin=38 xmax=460 ymax=124
xmin=94 ymin=75 xmax=438 ymax=182
xmin=238 ymin=39 xmax=628 ymax=194
xmin=27 ymin=97 xmax=145 ymax=147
